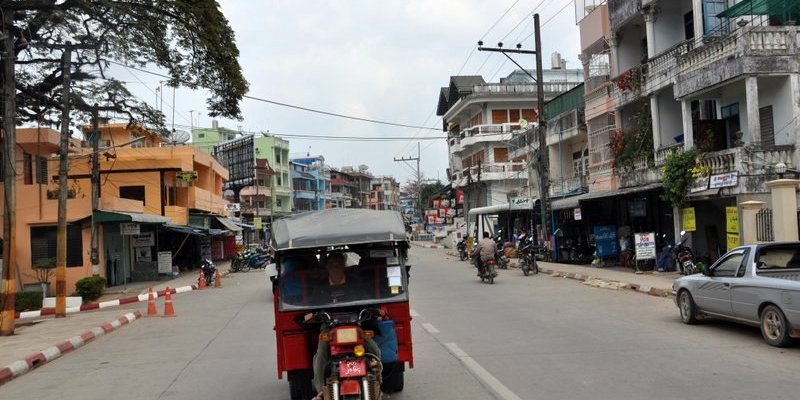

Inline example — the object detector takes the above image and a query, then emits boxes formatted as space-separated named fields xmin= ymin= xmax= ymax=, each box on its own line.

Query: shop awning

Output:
xmin=93 ymin=210 xmax=169 ymax=224
xmin=717 ymin=0 xmax=800 ymax=18
xmin=468 ymin=204 xmax=509 ymax=216
xmin=687 ymin=188 xmax=722 ymax=198
xmin=208 ymin=228 xmax=227 ymax=236
xmin=577 ymin=183 xmax=663 ymax=203
xmin=161 ymin=224 xmax=207 ymax=235
xmin=215 ymin=216 xmax=243 ymax=232
xmin=551 ymin=192 xmax=596 ymax=210
xmin=234 ymin=221 xmax=256 ymax=229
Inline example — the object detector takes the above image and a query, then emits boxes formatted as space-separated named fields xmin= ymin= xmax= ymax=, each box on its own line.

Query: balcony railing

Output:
xmin=452 ymin=161 xmax=528 ymax=184
xmin=473 ymin=81 xmax=583 ymax=95
xmin=698 ymin=145 xmax=795 ymax=175
xmin=550 ymin=176 xmax=589 ymax=197
xmin=588 ymin=125 xmax=616 ymax=167
xmin=654 ymin=143 xmax=684 ymax=166
xmin=645 ymin=40 xmax=694 ymax=92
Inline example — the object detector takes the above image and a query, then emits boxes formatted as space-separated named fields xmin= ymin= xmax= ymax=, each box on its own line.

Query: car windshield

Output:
xmin=277 ymin=247 xmax=409 ymax=311
xmin=756 ymin=245 xmax=800 ymax=269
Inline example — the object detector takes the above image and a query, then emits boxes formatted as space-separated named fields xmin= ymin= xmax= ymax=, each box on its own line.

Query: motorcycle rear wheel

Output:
xmin=240 ymin=263 xmax=251 ymax=273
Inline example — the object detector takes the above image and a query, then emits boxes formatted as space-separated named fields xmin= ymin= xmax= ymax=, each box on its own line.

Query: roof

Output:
xmin=272 ymin=209 xmax=408 ymax=250
xmin=450 ymin=75 xmax=485 ymax=93
xmin=93 ymin=210 xmax=170 ymax=224
xmin=436 ymin=87 xmax=451 ymax=117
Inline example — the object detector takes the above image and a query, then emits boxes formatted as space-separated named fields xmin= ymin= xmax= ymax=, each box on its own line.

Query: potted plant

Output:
xmin=26 ymin=257 xmax=56 ymax=298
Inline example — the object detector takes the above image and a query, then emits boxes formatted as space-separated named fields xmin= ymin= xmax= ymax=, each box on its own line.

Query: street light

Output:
xmin=775 ymin=162 xmax=787 ymax=178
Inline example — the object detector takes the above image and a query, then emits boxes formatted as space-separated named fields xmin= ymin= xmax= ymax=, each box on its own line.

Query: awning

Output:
xmin=551 ymin=192 xmax=595 ymax=210
xmin=160 ymin=224 xmax=206 ymax=235
xmin=234 ymin=221 xmax=256 ymax=229
xmin=687 ymin=188 xmax=722 ymax=198
xmin=468 ymin=204 xmax=509 ymax=216
xmin=93 ymin=210 xmax=169 ymax=224
xmin=208 ymin=228 xmax=227 ymax=236
xmin=717 ymin=0 xmax=800 ymax=18
xmin=215 ymin=216 xmax=243 ymax=232
xmin=577 ymin=183 xmax=663 ymax=203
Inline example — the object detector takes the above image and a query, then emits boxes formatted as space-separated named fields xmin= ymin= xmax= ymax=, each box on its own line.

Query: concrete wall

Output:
xmin=656 ymin=88 xmax=684 ymax=146
xmin=616 ymin=24 xmax=645 ymax=74
xmin=652 ymin=0 xmax=691 ymax=54
xmin=719 ymin=80 xmax=751 ymax=142
xmin=758 ymin=75 xmax=794 ymax=146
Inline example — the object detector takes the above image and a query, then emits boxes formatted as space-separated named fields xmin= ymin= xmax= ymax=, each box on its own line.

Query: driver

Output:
xmin=471 ymin=232 xmax=497 ymax=275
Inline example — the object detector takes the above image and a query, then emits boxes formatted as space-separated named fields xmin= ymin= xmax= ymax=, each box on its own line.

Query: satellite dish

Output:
xmin=168 ymin=129 xmax=191 ymax=145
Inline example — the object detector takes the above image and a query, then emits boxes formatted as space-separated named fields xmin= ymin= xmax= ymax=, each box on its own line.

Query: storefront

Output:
xmin=93 ymin=211 xmax=170 ymax=286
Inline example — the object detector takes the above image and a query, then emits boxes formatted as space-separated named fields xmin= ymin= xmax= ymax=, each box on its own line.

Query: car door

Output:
xmin=693 ymin=250 xmax=746 ymax=316
xmin=730 ymin=249 xmax=761 ymax=323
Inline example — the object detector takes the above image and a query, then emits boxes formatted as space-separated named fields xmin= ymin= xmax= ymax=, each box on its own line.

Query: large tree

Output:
xmin=5 ymin=0 xmax=248 ymax=130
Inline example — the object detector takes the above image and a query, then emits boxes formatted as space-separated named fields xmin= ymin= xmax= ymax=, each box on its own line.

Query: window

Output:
xmin=119 ymin=186 xmax=146 ymax=205
xmin=23 ymin=152 xmax=32 ymax=185
xmin=492 ymin=109 xmax=509 ymax=124
xmin=276 ymin=199 xmax=282 ymax=207
xmin=756 ymin=245 xmax=800 ymax=270
xmin=30 ymin=225 xmax=83 ymax=267
xmin=198 ymin=133 xmax=205 ymax=138
xmin=275 ymin=150 xmax=282 ymax=165
xmin=713 ymin=252 xmax=745 ymax=278
xmin=37 ymin=156 xmax=48 ymax=184
xmin=493 ymin=148 xmax=508 ymax=163
xmin=759 ymin=106 xmax=775 ymax=146
xmin=276 ymin=175 xmax=282 ymax=186
xmin=684 ymin=11 xmax=694 ymax=40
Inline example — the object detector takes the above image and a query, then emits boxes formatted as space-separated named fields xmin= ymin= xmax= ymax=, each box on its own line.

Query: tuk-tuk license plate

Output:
xmin=339 ymin=358 xmax=366 ymax=378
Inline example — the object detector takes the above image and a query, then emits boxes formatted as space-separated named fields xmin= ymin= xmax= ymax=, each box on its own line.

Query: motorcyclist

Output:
xmin=471 ymin=232 xmax=497 ymax=275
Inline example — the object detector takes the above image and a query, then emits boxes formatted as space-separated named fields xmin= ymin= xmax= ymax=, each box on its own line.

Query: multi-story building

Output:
xmin=437 ymin=66 xmax=583 ymax=237
xmin=367 ymin=176 xmax=401 ymax=211
xmin=340 ymin=165 xmax=373 ymax=208
xmin=291 ymin=155 xmax=331 ymax=212
xmin=0 ymin=123 xmax=235 ymax=293
xmin=191 ymin=119 xmax=239 ymax=154
xmin=329 ymin=168 xmax=358 ymax=208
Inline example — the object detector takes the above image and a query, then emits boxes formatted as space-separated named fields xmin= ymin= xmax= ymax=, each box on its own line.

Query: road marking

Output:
xmin=444 ymin=342 xmax=523 ymax=400
xmin=422 ymin=323 xmax=439 ymax=334
xmin=410 ymin=309 xmax=421 ymax=318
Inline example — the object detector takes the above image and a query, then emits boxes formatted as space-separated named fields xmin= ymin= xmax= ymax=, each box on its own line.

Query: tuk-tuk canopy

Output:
xmin=272 ymin=209 xmax=408 ymax=250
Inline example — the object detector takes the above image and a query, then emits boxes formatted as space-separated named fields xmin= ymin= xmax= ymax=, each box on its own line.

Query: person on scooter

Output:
xmin=471 ymin=232 xmax=497 ymax=276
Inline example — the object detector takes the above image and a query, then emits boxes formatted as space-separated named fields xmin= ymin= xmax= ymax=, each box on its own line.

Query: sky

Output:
xmin=114 ymin=0 xmax=581 ymax=186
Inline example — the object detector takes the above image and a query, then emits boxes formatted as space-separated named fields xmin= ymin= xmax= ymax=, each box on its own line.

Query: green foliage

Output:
xmin=661 ymin=148 xmax=699 ymax=207
xmin=15 ymin=292 xmax=44 ymax=312
xmin=695 ymin=261 xmax=709 ymax=274
xmin=610 ymin=105 xmax=654 ymax=172
xmin=74 ymin=276 xmax=107 ymax=302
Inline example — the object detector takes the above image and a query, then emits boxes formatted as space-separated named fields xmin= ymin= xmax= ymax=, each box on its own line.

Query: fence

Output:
xmin=756 ymin=209 xmax=774 ymax=242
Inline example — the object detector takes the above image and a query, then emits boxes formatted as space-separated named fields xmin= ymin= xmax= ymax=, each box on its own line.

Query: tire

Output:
xmin=489 ymin=274 xmax=494 ymax=284
xmin=678 ymin=290 xmax=698 ymax=324
xmin=760 ymin=305 xmax=793 ymax=347
xmin=240 ymin=263 xmax=251 ymax=273
xmin=288 ymin=369 xmax=315 ymax=400
xmin=459 ymin=251 xmax=467 ymax=261
xmin=381 ymin=362 xmax=405 ymax=393
xmin=532 ymin=259 xmax=539 ymax=275
xmin=522 ymin=265 xmax=530 ymax=276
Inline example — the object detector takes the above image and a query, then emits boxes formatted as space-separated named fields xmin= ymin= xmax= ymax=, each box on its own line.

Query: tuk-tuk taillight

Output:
xmin=319 ymin=332 xmax=330 ymax=342
xmin=362 ymin=330 xmax=375 ymax=339
xmin=334 ymin=327 xmax=359 ymax=344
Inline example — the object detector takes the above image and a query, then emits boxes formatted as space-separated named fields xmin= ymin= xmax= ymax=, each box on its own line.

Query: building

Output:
xmin=340 ymin=165 xmax=373 ymax=208
xmin=438 ymin=66 xmax=583 ymax=239
xmin=290 ymin=155 xmax=330 ymax=212
xmin=329 ymin=168 xmax=358 ymax=208
xmin=0 ymin=123 xmax=235 ymax=294
xmin=191 ymin=119 xmax=240 ymax=154
xmin=367 ymin=176 xmax=401 ymax=211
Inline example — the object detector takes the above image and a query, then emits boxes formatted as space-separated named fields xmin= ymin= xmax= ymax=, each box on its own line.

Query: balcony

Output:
xmin=547 ymin=110 xmax=585 ymax=146
xmin=240 ymin=206 xmax=272 ymax=217
xmin=611 ymin=65 xmax=646 ymax=108
xmin=550 ymin=176 xmax=589 ymax=198
xmin=644 ymin=40 xmax=694 ymax=93
xmin=585 ymin=83 xmax=614 ymax=120
xmin=99 ymin=197 xmax=144 ymax=214
xmin=452 ymin=161 xmax=527 ymax=187
xmin=472 ymin=81 xmax=582 ymax=96
xmin=294 ymin=189 xmax=317 ymax=200
xmin=588 ymin=125 xmax=616 ymax=170
xmin=190 ymin=186 xmax=227 ymax=215
xmin=239 ymin=185 xmax=271 ymax=197
xmin=676 ymin=26 xmax=800 ymax=98
xmin=458 ymin=123 xmax=523 ymax=149
xmin=654 ymin=143 xmax=684 ymax=166
xmin=609 ymin=0 xmax=641 ymax=31
xmin=698 ymin=145 xmax=795 ymax=175
xmin=618 ymin=155 xmax=660 ymax=188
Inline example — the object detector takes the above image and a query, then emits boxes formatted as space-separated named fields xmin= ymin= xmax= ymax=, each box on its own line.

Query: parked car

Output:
xmin=673 ymin=242 xmax=800 ymax=347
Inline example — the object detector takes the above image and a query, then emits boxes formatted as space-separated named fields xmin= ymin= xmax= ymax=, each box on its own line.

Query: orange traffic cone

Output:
xmin=146 ymin=287 xmax=158 ymax=317
xmin=198 ymin=270 xmax=206 ymax=290
xmin=162 ymin=286 xmax=176 ymax=317
xmin=214 ymin=270 xmax=222 ymax=288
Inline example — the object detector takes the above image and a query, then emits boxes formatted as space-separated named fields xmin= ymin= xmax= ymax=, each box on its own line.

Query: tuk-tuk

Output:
xmin=270 ymin=209 xmax=413 ymax=400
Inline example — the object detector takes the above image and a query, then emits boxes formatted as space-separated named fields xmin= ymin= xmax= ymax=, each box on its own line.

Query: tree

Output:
xmin=0 ymin=0 xmax=249 ymax=335
xmin=403 ymin=178 xmax=445 ymax=217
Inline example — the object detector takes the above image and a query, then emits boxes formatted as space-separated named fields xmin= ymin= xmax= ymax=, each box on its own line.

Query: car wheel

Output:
xmin=760 ymin=305 xmax=793 ymax=347
xmin=678 ymin=290 xmax=698 ymax=324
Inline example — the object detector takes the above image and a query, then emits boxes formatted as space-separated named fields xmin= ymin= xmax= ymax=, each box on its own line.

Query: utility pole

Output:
xmin=1 ymin=7 xmax=18 ymax=336
xmin=89 ymin=106 xmax=100 ymax=276
xmin=394 ymin=143 xmax=421 ymax=219
xmin=477 ymin=13 xmax=550 ymax=244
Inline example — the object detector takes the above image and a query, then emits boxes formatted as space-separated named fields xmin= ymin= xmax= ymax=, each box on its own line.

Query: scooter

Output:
xmin=672 ymin=230 xmax=696 ymax=275
xmin=457 ymin=238 xmax=468 ymax=261
xmin=518 ymin=236 xmax=539 ymax=276
xmin=199 ymin=258 xmax=215 ymax=286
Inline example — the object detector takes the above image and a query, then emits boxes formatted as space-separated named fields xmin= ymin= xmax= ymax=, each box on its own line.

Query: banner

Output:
xmin=253 ymin=217 xmax=262 ymax=229
xmin=726 ymin=206 xmax=739 ymax=233
xmin=681 ymin=208 xmax=696 ymax=231
xmin=727 ymin=233 xmax=740 ymax=250
xmin=593 ymin=225 xmax=618 ymax=258
xmin=634 ymin=232 xmax=656 ymax=260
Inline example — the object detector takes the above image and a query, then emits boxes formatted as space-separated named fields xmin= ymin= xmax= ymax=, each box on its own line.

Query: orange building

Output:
xmin=0 ymin=123 xmax=234 ymax=295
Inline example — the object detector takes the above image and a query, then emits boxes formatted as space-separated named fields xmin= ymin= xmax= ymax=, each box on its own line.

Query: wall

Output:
xmin=617 ymin=24 xmax=645 ymax=74
xmin=652 ymin=0 xmax=691 ymax=55
xmin=758 ymin=75 xmax=793 ymax=146
xmin=656 ymin=88 xmax=684 ymax=146
xmin=580 ymin=5 xmax=610 ymax=52
xmin=105 ymin=171 xmax=162 ymax=216
xmin=719 ymin=79 xmax=751 ymax=143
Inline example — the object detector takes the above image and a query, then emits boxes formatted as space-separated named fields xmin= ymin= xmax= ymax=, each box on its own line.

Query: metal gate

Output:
xmin=756 ymin=208 xmax=774 ymax=242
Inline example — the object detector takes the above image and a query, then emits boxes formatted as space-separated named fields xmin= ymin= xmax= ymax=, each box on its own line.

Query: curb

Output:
xmin=15 ymin=284 xmax=200 ymax=320
xmin=411 ymin=242 xmax=445 ymax=249
xmin=0 ymin=310 xmax=143 ymax=386
xmin=539 ymin=267 xmax=673 ymax=298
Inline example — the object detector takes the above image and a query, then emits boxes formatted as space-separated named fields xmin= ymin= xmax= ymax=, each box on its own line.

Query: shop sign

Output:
xmin=681 ymin=208 xmax=696 ymax=232
xmin=634 ymin=232 xmax=656 ymax=260
xmin=425 ymin=209 xmax=438 ymax=216
xmin=510 ymin=197 xmax=533 ymax=210
xmin=573 ymin=207 xmax=582 ymax=221
xmin=157 ymin=251 xmax=172 ymax=274
xmin=253 ymin=217 xmax=262 ymax=229
xmin=432 ymin=199 xmax=441 ymax=208
xmin=177 ymin=171 xmax=198 ymax=183
xmin=726 ymin=206 xmax=739 ymax=233
xmin=120 ymin=222 xmax=140 ymax=235
xmin=132 ymin=232 xmax=154 ymax=247
xmin=135 ymin=246 xmax=151 ymax=262
xmin=593 ymin=225 xmax=618 ymax=258
xmin=441 ymin=199 xmax=450 ymax=208
xmin=690 ymin=175 xmax=710 ymax=193
xmin=225 ymin=203 xmax=241 ymax=213
xmin=628 ymin=198 xmax=647 ymax=217
xmin=446 ymin=208 xmax=456 ymax=217
xmin=456 ymin=189 xmax=464 ymax=205
xmin=710 ymin=172 xmax=738 ymax=189
xmin=727 ymin=233 xmax=740 ymax=250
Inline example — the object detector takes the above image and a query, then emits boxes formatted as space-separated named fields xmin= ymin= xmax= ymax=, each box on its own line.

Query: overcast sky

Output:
xmin=117 ymin=0 xmax=581 ymax=185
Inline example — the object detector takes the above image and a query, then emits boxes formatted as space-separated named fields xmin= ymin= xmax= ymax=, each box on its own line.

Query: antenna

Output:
xmin=168 ymin=129 xmax=191 ymax=145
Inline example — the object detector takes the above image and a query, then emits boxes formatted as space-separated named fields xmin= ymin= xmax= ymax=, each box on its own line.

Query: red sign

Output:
xmin=456 ymin=189 xmax=464 ymax=205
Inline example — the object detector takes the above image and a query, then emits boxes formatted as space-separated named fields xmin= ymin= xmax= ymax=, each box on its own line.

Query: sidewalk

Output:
xmin=0 ymin=260 xmax=235 ymax=386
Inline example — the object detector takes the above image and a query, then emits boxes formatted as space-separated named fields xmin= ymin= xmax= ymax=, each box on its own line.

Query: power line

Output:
xmin=480 ymin=0 xmax=523 ymax=40
xmin=169 ymin=122 xmax=446 ymax=142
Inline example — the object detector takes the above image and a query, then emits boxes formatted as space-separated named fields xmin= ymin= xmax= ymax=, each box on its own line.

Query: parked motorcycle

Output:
xmin=457 ymin=237 xmax=468 ymax=261
xmin=301 ymin=309 xmax=384 ymax=400
xmin=518 ymin=236 xmax=539 ymax=276
xmin=657 ymin=233 xmax=675 ymax=272
xmin=672 ymin=230 xmax=696 ymax=275
xmin=199 ymin=258 xmax=215 ymax=286
xmin=231 ymin=247 xmax=272 ymax=272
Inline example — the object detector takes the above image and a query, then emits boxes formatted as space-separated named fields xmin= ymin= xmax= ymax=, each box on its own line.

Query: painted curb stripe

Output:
xmin=91 ymin=327 xmax=106 ymax=338
xmin=56 ymin=341 xmax=74 ymax=354
xmin=8 ymin=360 xmax=29 ymax=376
xmin=81 ymin=303 xmax=100 ymax=311
xmin=0 ymin=368 xmax=13 ymax=384
xmin=40 ymin=346 xmax=61 ymax=363
xmin=68 ymin=336 xmax=84 ymax=349
xmin=24 ymin=353 xmax=46 ymax=369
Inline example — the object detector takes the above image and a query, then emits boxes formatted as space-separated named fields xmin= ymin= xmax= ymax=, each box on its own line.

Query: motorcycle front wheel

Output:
xmin=240 ymin=263 xmax=251 ymax=273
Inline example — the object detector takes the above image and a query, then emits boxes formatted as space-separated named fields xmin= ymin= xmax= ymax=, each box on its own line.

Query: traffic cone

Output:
xmin=162 ymin=286 xmax=176 ymax=317
xmin=214 ymin=270 xmax=222 ymax=288
xmin=145 ymin=287 xmax=158 ymax=317
xmin=198 ymin=270 xmax=206 ymax=290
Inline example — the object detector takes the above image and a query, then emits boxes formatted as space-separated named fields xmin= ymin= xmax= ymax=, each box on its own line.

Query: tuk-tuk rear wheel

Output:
xmin=381 ymin=362 xmax=405 ymax=393
xmin=288 ymin=369 xmax=314 ymax=400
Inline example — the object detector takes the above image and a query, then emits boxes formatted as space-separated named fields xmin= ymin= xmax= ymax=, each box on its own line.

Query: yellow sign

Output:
xmin=727 ymin=233 xmax=740 ymax=250
xmin=253 ymin=217 xmax=262 ymax=229
xmin=726 ymin=207 xmax=739 ymax=233
xmin=681 ymin=208 xmax=696 ymax=232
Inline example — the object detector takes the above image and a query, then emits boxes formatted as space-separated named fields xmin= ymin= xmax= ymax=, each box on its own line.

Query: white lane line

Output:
xmin=410 ymin=309 xmax=421 ymax=318
xmin=421 ymin=323 xmax=439 ymax=334
xmin=444 ymin=342 xmax=523 ymax=400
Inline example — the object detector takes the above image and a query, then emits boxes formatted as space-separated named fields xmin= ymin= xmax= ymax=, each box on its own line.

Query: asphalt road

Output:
xmin=2 ymin=247 xmax=799 ymax=400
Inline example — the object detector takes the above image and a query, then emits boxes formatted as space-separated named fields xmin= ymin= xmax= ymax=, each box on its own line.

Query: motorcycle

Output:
xmin=302 ymin=309 xmax=385 ymax=400
xmin=473 ymin=255 xmax=497 ymax=284
xmin=231 ymin=247 xmax=272 ymax=272
xmin=457 ymin=238 xmax=468 ymax=261
xmin=493 ymin=233 xmax=510 ymax=270
xmin=199 ymin=258 xmax=215 ymax=286
xmin=673 ymin=230 xmax=696 ymax=275
xmin=518 ymin=236 xmax=539 ymax=276
xmin=656 ymin=233 xmax=675 ymax=272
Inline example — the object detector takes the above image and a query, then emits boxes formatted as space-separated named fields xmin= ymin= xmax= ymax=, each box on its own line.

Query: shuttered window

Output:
xmin=36 ymin=156 xmax=48 ymax=184
xmin=759 ymin=105 xmax=774 ymax=146
xmin=494 ymin=148 xmax=509 ymax=163
xmin=30 ymin=225 xmax=83 ymax=267
xmin=23 ymin=152 xmax=32 ymax=185
xmin=491 ymin=109 xmax=508 ymax=124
